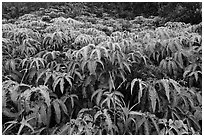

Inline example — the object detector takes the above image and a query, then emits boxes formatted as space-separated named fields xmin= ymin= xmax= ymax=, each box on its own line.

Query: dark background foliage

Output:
xmin=2 ymin=2 xmax=202 ymax=24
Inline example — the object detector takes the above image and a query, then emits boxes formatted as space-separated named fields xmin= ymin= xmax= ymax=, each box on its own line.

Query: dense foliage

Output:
xmin=2 ymin=2 xmax=202 ymax=24
xmin=2 ymin=3 xmax=202 ymax=135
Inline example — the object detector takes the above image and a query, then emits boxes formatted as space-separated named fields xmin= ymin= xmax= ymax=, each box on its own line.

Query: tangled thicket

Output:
xmin=2 ymin=6 xmax=202 ymax=135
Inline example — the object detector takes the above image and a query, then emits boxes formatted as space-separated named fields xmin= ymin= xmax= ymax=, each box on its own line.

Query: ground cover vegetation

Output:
xmin=2 ymin=2 xmax=202 ymax=135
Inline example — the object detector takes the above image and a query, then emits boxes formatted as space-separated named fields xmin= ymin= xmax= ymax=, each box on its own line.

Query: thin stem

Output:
xmin=20 ymin=59 xmax=29 ymax=84
xmin=3 ymin=50 xmax=13 ymax=58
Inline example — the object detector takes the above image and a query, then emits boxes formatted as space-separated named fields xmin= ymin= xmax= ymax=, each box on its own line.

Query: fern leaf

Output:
xmin=138 ymin=80 xmax=145 ymax=104
xmin=64 ymin=74 xmax=73 ymax=87
xmin=194 ymin=72 xmax=198 ymax=81
xmin=94 ymin=110 xmax=103 ymax=121
xmin=168 ymin=60 xmax=173 ymax=75
xmin=81 ymin=60 xmax=88 ymax=73
xmin=169 ymin=79 xmax=180 ymax=94
xmin=53 ymin=76 xmax=61 ymax=92
xmin=144 ymin=120 xmax=149 ymax=135
xmin=60 ymin=78 xmax=64 ymax=94
xmin=74 ymin=70 xmax=83 ymax=80
xmin=171 ymin=61 xmax=177 ymax=75
xmin=96 ymin=90 xmax=103 ymax=106
xmin=101 ymin=97 xmax=110 ymax=108
xmin=9 ymin=84 xmax=20 ymax=104
xmin=160 ymin=79 xmax=170 ymax=102
xmin=47 ymin=105 xmax=52 ymax=127
xmin=148 ymin=85 xmax=157 ymax=113
xmin=58 ymin=99 xmax=68 ymax=116
xmin=136 ymin=116 xmax=146 ymax=132
xmin=44 ymin=72 xmax=52 ymax=85
xmin=69 ymin=94 xmax=78 ymax=108
xmin=35 ymin=58 xmax=41 ymax=70
xmin=172 ymin=111 xmax=180 ymax=120
xmin=104 ymin=109 xmax=113 ymax=130
xmin=159 ymin=59 xmax=167 ymax=71
xmin=27 ymin=69 xmax=37 ymax=83
xmin=38 ymin=85 xmax=51 ymax=106
xmin=3 ymin=120 xmax=18 ymax=134
xmin=149 ymin=116 xmax=159 ymax=134
xmin=96 ymin=49 xmax=102 ymax=60
xmin=114 ymin=91 xmax=124 ymax=98
xmin=39 ymin=104 xmax=47 ymax=125
xmin=123 ymin=61 xmax=131 ymax=73
xmin=188 ymin=115 xmax=201 ymax=131
xmin=177 ymin=51 xmax=184 ymax=67
xmin=130 ymin=78 xmax=138 ymax=95
xmin=82 ymin=46 xmax=90 ymax=60
xmin=18 ymin=117 xmax=35 ymax=135
xmin=53 ymin=100 xmax=61 ymax=124
xmin=96 ymin=60 xmax=104 ymax=69
xmin=129 ymin=111 xmax=144 ymax=116
xmin=91 ymin=89 xmax=103 ymax=103
xmin=36 ymin=71 xmax=45 ymax=84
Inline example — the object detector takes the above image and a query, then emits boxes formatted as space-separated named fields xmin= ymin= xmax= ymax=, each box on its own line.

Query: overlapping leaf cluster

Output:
xmin=2 ymin=11 xmax=202 ymax=135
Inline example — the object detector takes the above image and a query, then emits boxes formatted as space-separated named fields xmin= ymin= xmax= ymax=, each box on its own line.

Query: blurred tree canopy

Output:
xmin=2 ymin=2 xmax=202 ymax=24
